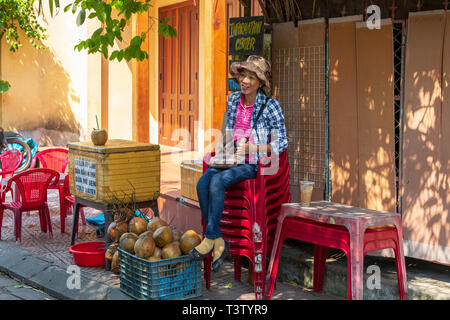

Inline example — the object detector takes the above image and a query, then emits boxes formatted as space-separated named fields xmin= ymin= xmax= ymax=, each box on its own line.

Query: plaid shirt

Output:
xmin=226 ymin=89 xmax=289 ymax=165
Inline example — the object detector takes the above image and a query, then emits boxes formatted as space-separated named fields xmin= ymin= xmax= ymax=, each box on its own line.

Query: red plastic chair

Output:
xmin=0 ymin=150 xmax=23 ymax=200
xmin=30 ymin=148 xmax=68 ymax=232
xmin=266 ymin=216 xmax=407 ymax=300
xmin=61 ymin=174 xmax=86 ymax=234
xmin=0 ymin=168 xmax=59 ymax=241
xmin=201 ymin=150 xmax=291 ymax=300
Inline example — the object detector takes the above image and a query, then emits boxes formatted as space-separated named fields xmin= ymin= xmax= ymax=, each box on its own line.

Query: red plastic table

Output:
xmin=267 ymin=201 xmax=407 ymax=300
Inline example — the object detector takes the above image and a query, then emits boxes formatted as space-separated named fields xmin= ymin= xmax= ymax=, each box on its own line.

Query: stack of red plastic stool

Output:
xmin=201 ymin=151 xmax=290 ymax=300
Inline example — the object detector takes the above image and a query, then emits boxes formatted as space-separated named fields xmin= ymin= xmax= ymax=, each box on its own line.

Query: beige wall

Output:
xmin=148 ymin=0 xmax=213 ymax=152
xmin=0 ymin=0 xmax=103 ymax=144
xmin=107 ymin=11 xmax=134 ymax=140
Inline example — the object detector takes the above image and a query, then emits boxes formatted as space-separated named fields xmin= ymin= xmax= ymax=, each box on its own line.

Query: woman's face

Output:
xmin=239 ymin=70 xmax=262 ymax=96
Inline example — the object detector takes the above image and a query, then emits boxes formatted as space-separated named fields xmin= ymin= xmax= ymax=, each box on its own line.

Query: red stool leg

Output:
xmin=394 ymin=224 xmax=408 ymax=300
xmin=234 ymin=255 xmax=242 ymax=281
xmin=254 ymin=243 xmax=268 ymax=300
xmin=14 ymin=209 xmax=22 ymax=242
xmin=58 ymin=186 xmax=65 ymax=233
xmin=0 ymin=208 xmax=3 ymax=240
xmin=266 ymin=234 xmax=286 ymax=300
xmin=313 ymin=245 xmax=328 ymax=292
xmin=346 ymin=254 xmax=352 ymax=300
xmin=38 ymin=209 xmax=47 ymax=232
xmin=44 ymin=204 xmax=53 ymax=237
xmin=204 ymin=254 xmax=212 ymax=290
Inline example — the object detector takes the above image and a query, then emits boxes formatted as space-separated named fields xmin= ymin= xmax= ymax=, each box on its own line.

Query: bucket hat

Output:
xmin=230 ymin=55 xmax=271 ymax=93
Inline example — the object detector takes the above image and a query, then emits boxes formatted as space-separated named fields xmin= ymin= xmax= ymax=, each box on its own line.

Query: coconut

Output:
xmin=161 ymin=242 xmax=181 ymax=259
xmin=148 ymin=256 xmax=161 ymax=262
xmin=139 ymin=230 xmax=154 ymax=238
xmin=111 ymin=251 xmax=119 ymax=274
xmin=128 ymin=216 xmax=148 ymax=236
xmin=152 ymin=246 xmax=162 ymax=259
xmin=105 ymin=243 xmax=119 ymax=262
xmin=153 ymin=226 xmax=173 ymax=248
xmin=147 ymin=217 xmax=168 ymax=232
xmin=171 ymin=229 xmax=183 ymax=242
xmin=134 ymin=235 xmax=156 ymax=259
xmin=179 ymin=230 xmax=202 ymax=255
xmin=119 ymin=232 xmax=138 ymax=254
xmin=107 ymin=221 xmax=128 ymax=242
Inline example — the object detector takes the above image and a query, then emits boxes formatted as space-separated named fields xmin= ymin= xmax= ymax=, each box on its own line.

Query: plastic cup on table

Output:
xmin=300 ymin=181 xmax=314 ymax=206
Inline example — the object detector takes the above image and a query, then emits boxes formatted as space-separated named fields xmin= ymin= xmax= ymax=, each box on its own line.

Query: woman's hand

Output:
xmin=235 ymin=140 xmax=249 ymax=156
xmin=236 ymin=141 xmax=257 ymax=155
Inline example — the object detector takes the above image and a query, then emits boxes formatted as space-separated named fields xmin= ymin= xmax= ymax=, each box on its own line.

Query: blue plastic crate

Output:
xmin=117 ymin=248 xmax=202 ymax=300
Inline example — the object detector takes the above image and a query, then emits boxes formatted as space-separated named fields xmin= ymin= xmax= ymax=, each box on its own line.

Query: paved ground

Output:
xmin=0 ymin=271 xmax=55 ymax=300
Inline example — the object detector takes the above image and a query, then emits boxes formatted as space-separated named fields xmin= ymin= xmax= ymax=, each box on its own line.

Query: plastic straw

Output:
xmin=96 ymin=115 xmax=100 ymax=130
xmin=306 ymin=172 xmax=309 ymax=181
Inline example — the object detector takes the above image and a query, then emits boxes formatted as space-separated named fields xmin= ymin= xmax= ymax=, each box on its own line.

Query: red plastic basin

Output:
xmin=69 ymin=241 xmax=105 ymax=267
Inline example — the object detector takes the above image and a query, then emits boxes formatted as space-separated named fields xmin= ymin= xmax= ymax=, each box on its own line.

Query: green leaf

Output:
xmin=92 ymin=27 xmax=103 ymax=38
xmin=106 ymin=32 xmax=115 ymax=46
xmin=130 ymin=36 xmax=141 ymax=47
xmin=95 ymin=4 xmax=106 ymax=23
xmin=109 ymin=50 xmax=118 ymax=61
xmin=117 ymin=50 xmax=124 ymax=62
xmin=72 ymin=3 xmax=78 ymax=14
xmin=49 ymin=0 xmax=54 ymax=17
xmin=101 ymin=45 xmax=108 ymax=59
xmin=64 ymin=3 xmax=72 ymax=12
xmin=225 ymin=283 xmax=233 ymax=289
xmin=76 ymin=9 xmax=86 ymax=26
xmin=0 ymin=80 xmax=11 ymax=93
xmin=88 ymin=12 xmax=97 ymax=19
xmin=14 ymin=285 xmax=23 ymax=289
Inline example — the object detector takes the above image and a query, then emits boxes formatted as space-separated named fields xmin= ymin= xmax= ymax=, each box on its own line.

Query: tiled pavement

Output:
xmin=0 ymin=189 xmax=341 ymax=300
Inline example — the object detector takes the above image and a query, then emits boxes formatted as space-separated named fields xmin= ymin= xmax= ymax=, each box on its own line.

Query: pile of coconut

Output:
xmin=105 ymin=215 xmax=202 ymax=274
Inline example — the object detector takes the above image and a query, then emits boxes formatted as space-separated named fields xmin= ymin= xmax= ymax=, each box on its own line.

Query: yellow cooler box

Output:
xmin=67 ymin=139 xmax=160 ymax=204
xmin=180 ymin=160 xmax=203 ymax=202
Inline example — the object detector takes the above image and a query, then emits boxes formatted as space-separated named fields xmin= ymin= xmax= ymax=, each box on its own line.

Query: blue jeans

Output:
xmin=196 ymin=164 xmax=257 ymax=239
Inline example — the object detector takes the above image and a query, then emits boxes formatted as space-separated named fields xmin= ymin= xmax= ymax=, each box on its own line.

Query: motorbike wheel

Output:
xmin=6 ymin=138 xmax=33 ymax=173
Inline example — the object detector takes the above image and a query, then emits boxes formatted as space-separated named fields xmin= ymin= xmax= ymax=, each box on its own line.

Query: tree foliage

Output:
xmin=0 ymin=0 xmax=177 ymax=92
xmin=49 ymin=0 xmax=177 ymax=62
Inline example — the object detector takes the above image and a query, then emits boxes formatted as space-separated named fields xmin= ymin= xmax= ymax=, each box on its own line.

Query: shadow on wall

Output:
xmin=1 ymin=33 xmax=81 ymax=146
xmin=402 ymin=68 xmax=448 ymax=252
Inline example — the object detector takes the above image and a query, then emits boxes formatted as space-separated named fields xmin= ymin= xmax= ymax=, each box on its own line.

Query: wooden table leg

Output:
xmin=70 ymin=200 xmax=81 ymax=246
xmin=152 ymin=199 xmax=159 ymax=218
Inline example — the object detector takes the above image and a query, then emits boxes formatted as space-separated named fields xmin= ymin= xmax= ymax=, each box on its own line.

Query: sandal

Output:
xmin=212 ymin=240 xmax=230 ymax=272
xmin=188 ymin=246 xmax=213 ymax=261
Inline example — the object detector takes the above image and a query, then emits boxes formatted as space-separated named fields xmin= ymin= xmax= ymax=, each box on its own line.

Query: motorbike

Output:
xmin=0 ymin=128 xmax=33 ymax=173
